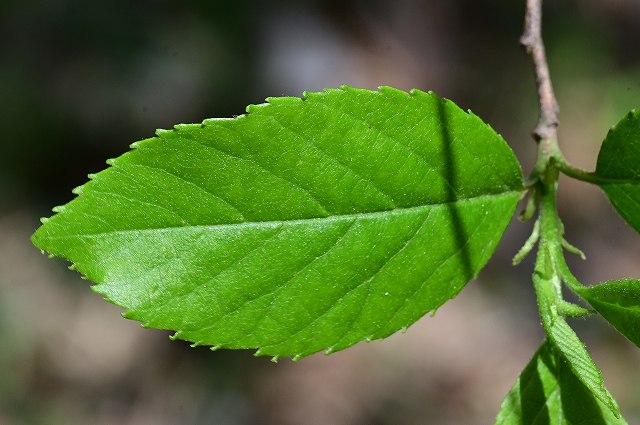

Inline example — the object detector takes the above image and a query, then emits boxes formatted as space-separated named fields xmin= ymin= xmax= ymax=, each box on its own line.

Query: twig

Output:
xmin=521 ymin=0 xmax=559 ymax=143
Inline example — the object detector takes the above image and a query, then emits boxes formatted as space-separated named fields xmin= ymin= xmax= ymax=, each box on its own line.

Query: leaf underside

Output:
xmin=495 ymin=340 xmax=627 ymax=425
xmin=32 ymin=86 xmax=522 ymax=360
xmin=534 ymin=270 xmax=620 ymax=417
xmin=596 ymin=109 xmax=640 ymax=233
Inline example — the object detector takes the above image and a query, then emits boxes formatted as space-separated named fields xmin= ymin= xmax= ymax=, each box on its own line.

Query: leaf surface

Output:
xmin=495 ymin=340 xmax=627 ymax=425
xmin=534 ymin=269 xmax=620 ymax=417
xmin=596 ymin=109 xmax=640 ymax=233
xmin=32 ymin=86 xmax=522 ymax=359
xmin=575 ymin=279 xmax=640 ymax=348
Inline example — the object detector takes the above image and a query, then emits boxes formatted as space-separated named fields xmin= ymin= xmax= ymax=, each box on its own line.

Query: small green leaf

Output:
xmin=534 ymin=271 xmax=620 ymax=417
xmin=495 ymin=340 xmax=628 ymax=425
xmin=575 ymin=279 xmax=640 ymax=348
xmin=596 ymin=109 xmax=640 ymax=233
xmin=495 ymin=341 xmax=562 ymax=425
xmin=32 ymin=86 xmax=523 ymax=359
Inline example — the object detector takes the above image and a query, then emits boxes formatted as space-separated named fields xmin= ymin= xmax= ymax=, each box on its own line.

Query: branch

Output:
xmin=521 ymin=0 xmax=559 ymax=143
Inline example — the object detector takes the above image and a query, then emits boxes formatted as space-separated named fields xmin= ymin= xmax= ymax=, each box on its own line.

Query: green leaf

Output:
xmin=495 ymin=340 xmax=627 ymax=425
xmin=596 ymin=109 xmax=640 ymax=233
xmin=575 ymin=279 xmax=640 ymax=348
xmin=32 ymin=86 xmax=523 ymax=359
xmin=533 ymin=272 xmax=620 ymax=418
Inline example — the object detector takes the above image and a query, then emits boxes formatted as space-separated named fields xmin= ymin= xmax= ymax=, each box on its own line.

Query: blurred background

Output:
xmin=1 ymin=0 xmax=639 ymax=423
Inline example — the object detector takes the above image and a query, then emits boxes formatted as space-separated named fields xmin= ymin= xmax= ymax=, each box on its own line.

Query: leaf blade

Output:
xmin=495 ymin=340 xmax=628 ymax=425
xmin=534 ymin=270 xmax=620 ymax=418
xmin=575 ymin=279 xmax=640 ymax=348
xmin=596 ymin=109 xmax=640 ymax=233
xmin=33 ymin=86 xmax=523 ymax=359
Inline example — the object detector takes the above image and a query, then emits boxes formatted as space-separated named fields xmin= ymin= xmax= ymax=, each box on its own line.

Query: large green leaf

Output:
xmin=32 ymin=86 xmax=522 ymax=359
xmin=575 ymin=279 xmax=640 ymax=348
xmin=596 ymin=109 xmax=640 ymax=233
xmin=495 ymin=340 xmax=627 ymax=425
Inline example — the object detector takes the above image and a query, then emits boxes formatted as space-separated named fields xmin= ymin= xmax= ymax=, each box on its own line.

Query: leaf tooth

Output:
xmin=130 ymin=137 xmax=156 ymax=149
xmin=155 ymin=128 xmax=172 ymax=137
xmin=71 ymin=186 xmax=83 ymax=195
xmin=202 ymin=117 xmax=232 ymax=126
xmin=211 ymin=345 xmax=222 ymax=352
xmin=301 ymin=90 xmax=320 ymax=100
xmin=409 ymin=88 xmax=427 ymax=97
xmin=264 ymin=96 xmax=301 ymax=107
xmin=291 ymin=354 xmax=302 ymax=362
xmin=190 ymin=341 xmax=202 ymax=348
xmin=105 ymin=158 xmax=116 ymax=166
xmin=246 ymin=102 xmax=271 ymax=114
xmin=365 ymin=335 xmax=374 ymax=343
xmin=39 ymin=217 xmax=49 ymax=224
xmin=68 ymin=264 xmax=76 ymax=271
xmin=169 ymin=330 xmax=182 ymax=340
xmin=270 ymin=356 xmax=280 ymax=363
xmin=121 ymin=310 xmax=136 ymax=320
xmin=321 ymin=86 xmax=344 ymax=96
xmin=254 ymin=348 xmax=264 ymax=357
xmin=51 ymin=205 xmax=66 ymax=213
xmin=378 ymin=85 xmax=409 ymax=98
xmin=337 ymin=85 xmax=366 ymax=96
xmin=174 ymin=123 xmax=200 ymax=131
xmin=324 ymin=346 xmax=336 ymax=355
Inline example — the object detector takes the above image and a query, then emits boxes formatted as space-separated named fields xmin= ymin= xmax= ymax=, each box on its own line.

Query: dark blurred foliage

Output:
xmin=1 ymin=1 xmax=639 ymax=424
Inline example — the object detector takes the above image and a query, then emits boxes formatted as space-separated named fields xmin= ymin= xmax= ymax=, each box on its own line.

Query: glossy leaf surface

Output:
xmin=576 ymin=279 xmax=640 ymax=348
xmin=495 ymin=340 xmax=627 ymax=425
xmin=32 ymin=86 xmax=522 ymax=359
xmin=596 ymin=110 xmax=640 ymax=233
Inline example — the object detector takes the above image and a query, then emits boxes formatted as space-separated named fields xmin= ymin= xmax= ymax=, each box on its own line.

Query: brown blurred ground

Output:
xmin=1 ymin=1 xmax=640 ymax=424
